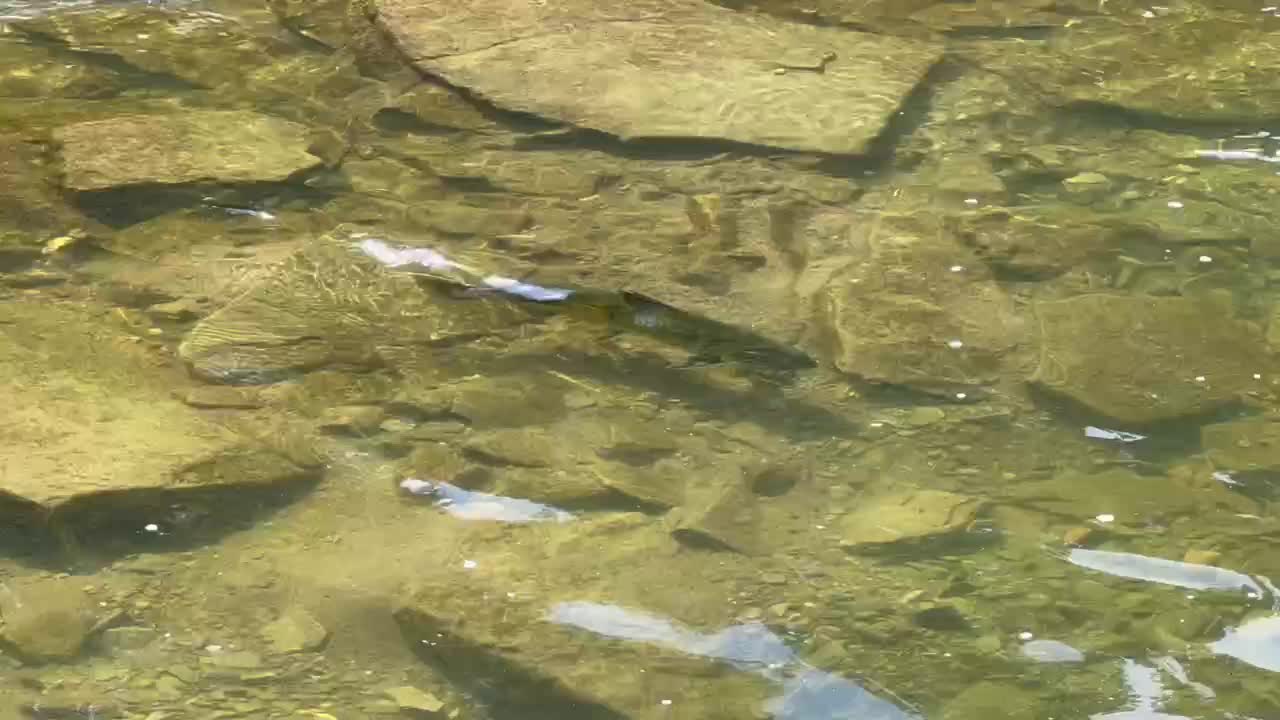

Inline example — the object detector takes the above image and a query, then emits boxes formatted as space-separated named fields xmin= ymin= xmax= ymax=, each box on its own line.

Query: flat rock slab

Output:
xmin=372 ymin=0 xmax=942 ymax=154
xmin=1046 ymin=18 xmax=1280 ymax=123
xmin=178 ymin=231 xmax=520 ymax=385
xmin=816 ymin=213 xmax=1024 ymax=394
xmin=0 ymin=578 xmax=99 ymax=662
xmin=1030 ymin=294 xmax=1275 ymax=424
xmin=838 ymin=490 xmax=981 ymax=550
xmin=55 ymin=110 xmax=322 ymax=191
xmin=0 ymin=301 xmax=313 ymax=517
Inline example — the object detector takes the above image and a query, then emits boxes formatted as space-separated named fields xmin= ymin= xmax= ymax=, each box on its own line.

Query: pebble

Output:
xmin=385 ymin=686 xmax=445 ymax=715
xmin=905 ymin=407 xmax=946 ymax=427
xmin=200 ymin=650 xmax=263 ymax=670
xmin=100 ymin=626 xmax=160 ymax=653
xmin=262 ymin=607 xmax=329 ymax=654
xmin=1062 ymin=526 xmax=1094 ymax=546
xmin=1183 ymin=549 xmax=1221 ymax=566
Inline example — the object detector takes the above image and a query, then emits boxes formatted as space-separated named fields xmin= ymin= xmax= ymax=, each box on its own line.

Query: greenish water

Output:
xmin=2 ymin=0 xmax=1280 ymax=718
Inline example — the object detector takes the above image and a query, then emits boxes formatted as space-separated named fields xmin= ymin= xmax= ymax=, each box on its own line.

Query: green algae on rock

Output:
xmin=55 ymin=110 xmax=323 ymax=191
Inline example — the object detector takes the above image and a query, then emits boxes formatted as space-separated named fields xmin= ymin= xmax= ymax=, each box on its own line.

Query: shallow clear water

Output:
xmin=2 ymin=1 xmax=1280 ymax=718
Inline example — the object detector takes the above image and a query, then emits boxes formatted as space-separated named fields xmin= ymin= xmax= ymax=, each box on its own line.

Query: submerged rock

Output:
xmin=838 ymin=490 xmax=982 ymax=551
xmin=262 ymin=607 xmax=329 ymax=654
xmin=0 ymin=134 xmax=92 ymax=246
xmin=55 ymin=111 xmax=322 ymax=191
xmin=1020 ymin=639 xmax=1085 ymax=664
xmin=1001 ymin=467 xmax=1253 ymax=528
xmin=178 ymin=230 xmax=518 ymax=385
xmin=370 ymin=0 xmax=942 ymax=154
xmin=0 ymin=301 xmax=317 ymax=555
xmin=669 ymin=467 xmax=761 ymax=554
xmin=1202 ymin=419 xmax=1280 ymax=473
xmin=384 ymin=686 xmax=445 ymax=715
xmin=952 ymin=209 xmax=1110 ymax=279
xmin=1030 ymin=294 xmax=1273 ymax=423
xmin=1046 ymin=16 xmax=1280 ymax=123
xmin=0 ymin=579 xmax=100 ymax=663
xmin=815 ymin=213 xmax=1023 ymax=394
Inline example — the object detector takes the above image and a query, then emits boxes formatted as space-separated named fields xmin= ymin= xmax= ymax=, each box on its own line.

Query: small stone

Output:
xmin=181 ymin=386 xmax=265 ymax=409
xmin=1183 ymin=549 xmax=1221 ymax=566
xmin=164 ymin=665 xmax=199 ymax=684
xmin=100 ymin=626 xmax=160 ymax=653
xmin=262 ymin=607 xmax=329 ymax=654
xmin=974 ymin=634 xmax=1002 ymax=654
xmin=913 ymin=605 xmax=969 ymax=631
xmin=1063 ymin=172 xmax=1110 ymax=187
xmin=592 ymin=460 xmax=684 ymax=509
xmin=385 ymin=686 xmax=445 ymax=715
xmin=838 ymin=490 xmax=982 ymax=550
xmin=155 ymin=674 xmax=185 ymax=699
xmin=201 ymin=650 xmax=263 ymax=670
xmin=147 ymin=298 xmax=202 ymax=322
xmin=760 ymin=572 xmax=788 ymax=585
xmin=464 ymin=429 xmax=559 ymax=467
xmin=0 ymin=579 xmax=98 ymax=663
xmin=1062 ymin=526 xmax=1094 ymax=547
xmin=1020 ymin=639 xmax=1085 ymax=663
xmin=905 ymin=407 xmax=946 ymax=427
xmin=55 ymin=111 xmax=323 ymax=191
xmin=899 ymin=589 xmax=926 ymax=604
xmin=805 ymin=639 xmax=849 ymax=670
xmin=404 ymin=443 xmax=472 ymax=486
xmin=746 ymin=457 xmax=808 ymax=497
xmin=669 ymin=467 xmax=760 ymax=554
xmin=318 ymin=405 xmax=387 ymax=435
xmin=768 ymin=603 xmax=790 ymax=618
